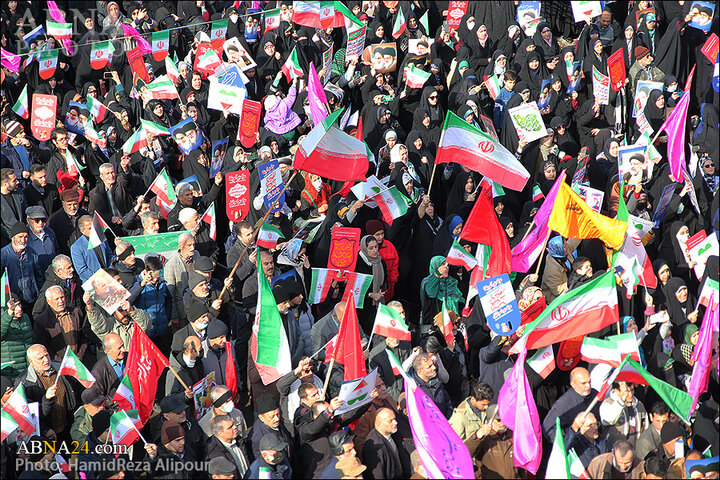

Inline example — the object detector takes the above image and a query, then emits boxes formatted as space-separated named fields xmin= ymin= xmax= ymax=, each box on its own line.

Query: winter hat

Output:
xmin=10 ymin=222 xmax=28 ymax=238
xmin=161 ymin=420 xmax=185 ymax=444
xmin=634 ymin=45 xmax=650 ymax=61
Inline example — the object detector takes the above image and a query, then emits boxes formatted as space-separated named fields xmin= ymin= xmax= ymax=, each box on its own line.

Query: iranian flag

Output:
xmin=86 ymin=95 xmax=107 ymax=123
xmin=148 ymin=168 xmax=177 ymax=205
xmin=615 ymin=228 xmax=657 ymax=297
xmin=698 ymin=277 xmax=719 ymax=308
xmin=141 ymin=118 xmax=170 ymax=137
xmin=309 ymin=268 xmax=337 ymax=304
xmin=546 ymin=417 xmax=590 ymax=479
xmin=372 ymin=304 xmax=411 ymax=341
xmin=195 ymin=47 xmax=222 ymax=75
xmin=65 ymin=151 xmax=85 ymax=177
xmin=11 ymin=85 xmax=28 ymax=119
xmin=257 ymin=222 xmax=284 ymax=249
xmin=1 ymin=268 xmax=9 ymax=307
xmin=201 ymin=203 xmax=216 ymax=240
xmin=84 ymin=122 xmax=101 ymax=144
xmin=294 ymin=108 xmax=369 ymax=182
xmin=438 ymin=298 xmax=454 ymax=345
xmin=90 ymin=40 xmax=113 ymax=70
xmin=484 ymin=74 xmax=502 ymax=99
xmin=436 ymin=111 xmax=530 ymax=192
xmin=323 ymin=335 xmax=338 ymax=363
xmin=292 ymin=0 xmax=355 ymax=28
xmin=343 ymin=272 xmax=374 ymax=308
xmin=109 ymin=409 xmax=143 ymax=446
xmin=210 ymin=19 xmax=228 ymax=47
xmin=446 ymin=239 xmax=478 ymax=271
xmin=391 ymin=7 xmax=407 ymax=39
xmin=57 ymin=347 xmax=96 ymax=387
xmin=46 ymin=21 xmax=72 ymax=40
xmin=152 ymin=30 xmax=169 ymax=61
xmin=145 ymin=75 xmax=179 ymax=100
xmin=580 ymin=333 xmax=640 ymax=367
xmin=55 ymin=454 xmax=71 ymax=473
xmin=2 ymin=384 xmax=35 ymax=438
xmin=374 ymin=186 xmax=409 ymax=225
xmin=532 ymin=184 xmax=544 ymax=202
xmin=281 ymin=46 xmax=303 ymax=81
xmin=265 ymin=9 xmax=281 ymax=33
xmin=122 ymin=128 xmax=149 ymax=155
xmin=1 ymin=409 xmax=19 ymax=442
xmin=250 ymin=257 xmax=292 ymax=385
xmin=165 ymin=57 xmax=180 ymax=84
xmin=510 ymin=271 xmax=619 ymax=354
xmin=112 ymin=373 xmax=136 ymax=411
xmin=88 ymin=213 xmax=108 ymax=250
xmin=386 ymin=348 xmax=412 ymax=380
xmin=406 ymin=64 xmax=431 ymax=89
xmin=527 ymin=345 xmax=556 ymax=379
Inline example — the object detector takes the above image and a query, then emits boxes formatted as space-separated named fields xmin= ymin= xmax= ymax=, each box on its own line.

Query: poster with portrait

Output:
xmin=192 ymin=372 xmax=217 ymax=420
xmin=170 ymin=118 xmax=205 ymax=154
xmin=688 ymin=1 xmax=715 ymax=31
xmin=576 ymin=184 xmax=604 ymax=213
xmin=517 ymin=1 xmax=541 ymax=36
xmin=210 ymin=138 xmax=228 ymax=176
xmin=566 ymin=61 xmax=583 ymax=94
xmin=618 ymin=144 xmax=652 ymax=182
xmin=537 ymin=79 xmax=552 ymax=109
xmin=82 ymin=269 xmax=131 ymax=315
xmin=362 ymin=43 xmax=397 ymax=73
xmin=508 ymin=101 xmax=547 ymax=143
xmin=64 ymin=101 xmax=86 ymax=135
xmin=408 ymin=38 xmax=433 ymax=57
xmin=632 ymin=80 xmax=663 ymax=118
xmin=223 ymin=37 xmax=257 ymax=71
xmin=258 ymin=159 xmax=285 ymax=213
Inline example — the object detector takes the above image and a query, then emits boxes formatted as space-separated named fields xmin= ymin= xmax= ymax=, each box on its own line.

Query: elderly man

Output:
xmin=201 ymin=320 xmax=240 ymax=396
xmin=629 ymin=45 xmax=664 ymax=92
xmin=171 ymin=303 xmax=212 ymax=354
xmin=121 ymin=194 xmax=153 ymax=235
xmin=242 ymin=250 xmax=281 ymax=319
xmin=200 ymin=385 xmax=248 ymax=439
xmin=249 ymin=395 xmax=294 ymax=462
xmin=15 ymin=344 xmax=79 ymax=441
xmin=25 ymin=206 xmax=58 ymax=273
xmin=34 ymin=285 xmax=86 ymax=362
xmin=1 ymin=222 xmax=43 ymax=306
xmin=178 ymin=207 xmax=218 ymax=262
xmin=111 ymin=240 xmax=145 ymax=289
xmin=0 ymin=168 xmax=27 ymax=246
xmin=33 ymin=254 xmax=82 ymax=317
xmin=566 ymin=412 xmax=607 ymax=469
xmin=246 ymin=432 xmax=293 ymax=479
xmin=23 ymin=164 xmax=60 ymax=219
xmin=206 ymin=414 xmax=251 ymax=478
xmin=166 ymin=336 xmax=203 ymax=412
xmin=89 ymin=333 xmax=126 ymax=399
xmin=145 ymin=421 xmax=201 ymax=479
xmin=86 ymin=293 xmax=151 ymax=351
xmin=410 ymin=353 xmax=453 ymax=419
xmin=362 ymin=408 xmax=403 ymax=479
xmin=543 ymin=367 xmax=600 ymax=442
xmin=147 ymin=395 xmax=205 ymax=458
xmin=164 ymin=232 xmax=200 ymax=326
xmin=48 ymin=189 xmax=86 ymax=256
xmin=166 ymin=178 xmax=221 ymax=232
xmin=88 ymin=161 xmax=134 ymax=227
xmin=587 ymin=439 xmax=644 ymax=478
xmin=70 ymin=215 xmax=115 ymax=282
xmin=70 ymin=388 xmax=106 ymax=444
xmin=183 ymin=272 xmax=231 ymax=322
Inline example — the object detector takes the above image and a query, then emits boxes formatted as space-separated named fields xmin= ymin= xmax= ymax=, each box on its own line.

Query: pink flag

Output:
xmin=658 ymin=67 xmax=694 ymax=182
xmin=511 ymin=172 xmax=566 ymax=272
xmin=497 ymin=350 xmax=542 ymax=474
xmin=1 ymin=48 xmax=21 ymax=72
xmin=404 ymin=378 xmax=475 ymax=479
xmin=122 ymin=24 xmax=152 ymax=55
xmin=688 ymin=301 xmax=717 ymax=413
xmin=308 ymin=62 xmax=328 ymax=126
xmin=47 ymin=1 xmax=74 ymax=54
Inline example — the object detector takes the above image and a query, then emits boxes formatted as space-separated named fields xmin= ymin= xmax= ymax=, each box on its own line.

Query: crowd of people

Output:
xmin=0 ymin=0 xmax=719 ymax=479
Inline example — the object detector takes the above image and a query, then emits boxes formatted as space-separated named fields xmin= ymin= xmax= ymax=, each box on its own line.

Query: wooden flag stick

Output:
xmin=533 ymin=230 xmax=552 ymax=277
xmin=321 ymin=357 xmax=336 ymax=399
xmin=166 ymin=362 xmax=190 ymax=391
xmin=425 ymin=163 xmax=438 ymax=198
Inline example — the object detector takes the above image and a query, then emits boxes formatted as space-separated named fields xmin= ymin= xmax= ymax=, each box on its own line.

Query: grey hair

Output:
xmin=45 ymin=285 xmax=64 ymax=300
xmin=115 ymin=240 xmax=132 ymax=256
xmin=210 ymin=385 xmax=230 ymax=403
xmin=176 ymin=182 xmax=193 ymax=196
xmin=178 ymin=231 xmax=194 ymax=247
xmin=51 ymin=254 xmax=72 ymax=271
xmin=178 ymin=207 xmax=197 ymax=225
xmin=413 ymin=352 xmax=431 ymax=372
xmin=78 ymin=215 xmax=93 ymax=229
xmin=99 ymin=163 xmax=114 ymax=174
xmin=211 ymin=414 xmax=233 ymax=435
xmin=141 ymin=211 xmax=159 ymax=224
xmin=387 ymin=300 xmax=403 ymax=309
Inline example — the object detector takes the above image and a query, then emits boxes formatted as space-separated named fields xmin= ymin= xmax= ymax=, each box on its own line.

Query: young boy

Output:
xmin=132 ymin=256 xmax=172 ymax=353
xmin=493 ymin=71 xmax=517 ymax=132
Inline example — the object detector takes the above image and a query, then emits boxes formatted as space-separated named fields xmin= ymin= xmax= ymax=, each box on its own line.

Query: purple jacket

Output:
xmin=264 ymin=84 xmax=302 ymax=135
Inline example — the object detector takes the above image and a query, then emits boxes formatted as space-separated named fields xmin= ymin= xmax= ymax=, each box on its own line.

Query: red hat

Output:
xmin=57 ymin=171 xmax=79 ymax=192
xmin=634 ymin=45 xmax=650 ymax=61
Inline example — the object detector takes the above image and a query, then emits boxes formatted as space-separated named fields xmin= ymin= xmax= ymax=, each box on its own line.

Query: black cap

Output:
xmin=259 ymin=432 xmax=288 ymax=452
xmin=660 ymin=422 xmax=684 ymax=444
xmin=188 ymin=271 xmax=207 ymax=290
xmin=255 ymin=394 xmax=279 ymax=415
xmin=208 ymin=457 xmax=237 ymax=475
xmin=10 ymin=222 xmax=28 ymax=238
xmin=186 ymin=302 xmax=209 ymax=323
xmin=92 ymin=410 xmax=112 ymax=437
xmin=207 ymin=318 xmax=228 ymax=339
xmin=194 ymin=256 xmax=214 ymax=273
xmin=272 ymin=283 xmax=292 ymax=304
xmin=329 ymin=430 xmax=355 ymax=455
xmin=160 ymin=395 xmax=188 ymax=414
xmin=81 ymin=388 xmax=106 ymax=407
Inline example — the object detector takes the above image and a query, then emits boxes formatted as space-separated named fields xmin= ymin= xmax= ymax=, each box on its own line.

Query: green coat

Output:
xmin=0 ymin=309 xmax=34 ymax=380
xmin=449 ymin=398 xmax=488 ymax=442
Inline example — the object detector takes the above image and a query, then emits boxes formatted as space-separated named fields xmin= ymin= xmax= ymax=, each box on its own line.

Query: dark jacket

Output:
xmin=145 ymin=443 xmax=200 ymax=480
xmin=410 ymin=369 xmax=453 ymax=419
xmin=33 ymin=264 xmax=83 ymax=317
xmin=47 ymin=207 xmax=86 ymax=256
xmin=164 ymin=351 xmax=205 ymax=415
xmin=89 ymin=353 xmax=122 ymax=399
xmin=245 ymin=456 xmax=292 ymax=479
xmin=248 ymin=416 xmax=294 ymax=463
xmin=14 ymin=362 xmax=78 ymax=430
xmin=205 ymin=434 xmax=250 ymax=478
xmin=87 ymin=174 xmax=134 ymax=226
xmin=166 ymin=183 xmax=221 ymax=231
xmin=22 ymin=183 xmax=60 ymax=215
xmin=565 ymin=428 xmax=608 ymax=469
xmin=33 ymin=306 xmax=87 ymax=362
xmin=362 ymin=428 xmax=404 ymax=480
xmin=0 ymin=190 xmax=27 ymax=246
xmin=476 ymin=336 xmax=514 ymax=403
xmin=542 ymin=387 xmax=601 ymax=443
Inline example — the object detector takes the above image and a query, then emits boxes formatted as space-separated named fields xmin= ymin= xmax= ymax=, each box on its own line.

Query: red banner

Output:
xmin=701 ymin=33 xmax=719 ymax=63
xmin=328 ymin=227 xmax=361 ymax=275
xmin=225 ymin=170 xmax=250 ymax=221
xmin=126 ymin=46 xmax=150 ymax=83
xmin=447 ymin=1 xmax=469 ymax=33
xmin=30 ymin=94 xmax=57 ymax=141
xmin=238 ymin=99 xmax=262 ymax=149
xmin=607 ymin=48 xmax=626 ymax=92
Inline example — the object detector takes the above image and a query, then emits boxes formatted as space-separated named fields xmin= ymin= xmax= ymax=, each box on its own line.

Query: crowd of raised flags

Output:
xmin=0 ymin=0 xmax=718 ymax=479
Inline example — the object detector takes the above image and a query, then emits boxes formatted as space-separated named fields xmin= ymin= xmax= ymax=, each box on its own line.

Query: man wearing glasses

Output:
xmin=25 ymin=206 xmax=59 ymax=273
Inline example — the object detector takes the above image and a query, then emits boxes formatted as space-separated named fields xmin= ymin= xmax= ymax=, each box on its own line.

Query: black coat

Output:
xmin=87 ymin=172 xmax=134 ymax=225
xmin=361 ymin=428 xmax=403 ymax=480
xmin=47 ymin=207 xmax=87 ymax=256
xmin=89 ymin=353 xmax=122 ymax=399
xmin=22 ymin=183 xmax=60 ymax=215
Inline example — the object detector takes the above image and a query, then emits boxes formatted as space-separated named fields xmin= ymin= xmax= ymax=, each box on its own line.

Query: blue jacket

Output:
xmin=493 ymin=87 xmax=515 ymax=130
xmin=132 ymin=277 xmax=171 ymax=339
xmin=0 ymin=244 xmax=43 ymax=303
xmin=27 ymin=227 xmax=59 ymax=273
xmin=70 ymin=235 xmax=114 ymax=283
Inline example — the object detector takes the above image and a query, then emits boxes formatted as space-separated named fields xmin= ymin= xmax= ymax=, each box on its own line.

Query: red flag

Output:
xmin=459 ymin=188 xmax=512 ymax=277
xmin=225 ymin=342 xmax=237 ymax=397
xmin=125 ymin=322 xmax=169 ymax=422
xmin=332 ymin=296 xmax=367 ymax=381
xmin=355 ymin=117 xmax=363 ymax=140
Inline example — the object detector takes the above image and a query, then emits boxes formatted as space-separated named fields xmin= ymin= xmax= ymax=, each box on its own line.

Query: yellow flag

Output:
xmin=548 ymin=183 xmax=628 ymax=250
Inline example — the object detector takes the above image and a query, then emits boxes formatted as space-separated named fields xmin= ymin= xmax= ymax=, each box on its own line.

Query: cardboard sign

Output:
xmin=225 ymin=170 xmax=250 ymax=221
xmin=571 ymin=0 xmax=602 ymax=23
xmin=30 ymin=93 xmax=57 ymax=141
xmin=238 ymin=99 xmax=262 ymax=148
xmin=361 ymin=42 xmax=397 ymax=73
xmin=635 ymin=7 xmax=656 ymax=28
xmin=688 ymin=231 xmax=718 ymax=280
xmin=477 ymin=274 xmax=521 ymax=336
xmin=335 ymin=369 xmax=378 ymax=415
xmin=126 ymin=46 xmax=150 ymax=83
xmin=259 ymin=159 xmax=285 ymax=213
xmin=701 ymin=33 xmax=719 ymax=63
xmin=608 ymin=48 xmax=626 ymax=91
xmin=346 ymin=23 xmax=366 ymax=59
xmin=557 ymin=335 xmax=583 ymax=370
xmin=508 ymin=101 xmax=547 ymax=143
xmin=577 ymin=184 xmax=604 ymax=213
xmin=223 ymin=37 xmax=257 ymax=72
xmin=688 ymin=1 xmax=714 ymax=31
xmin=517 ymin=1 xmax=542 ymax=36
xmin=328 ymin=227 xmax=361 ymax=273
xmin=633 ymin=80 xmax=664 ymax=118
xmin=446 ymin=1 xmax=469 ymax=32
xmin=208 ymin=75 xmax=246 ymax=115
xmin=170 ymin=118 xmax=204 ymax=154
xmin=192 ymin=372 xmax=217 ymax=420
xmin=592 ymin=66 xmax=610 ymax=105
xmin=210 ymin=138 xmax=228 ymax=176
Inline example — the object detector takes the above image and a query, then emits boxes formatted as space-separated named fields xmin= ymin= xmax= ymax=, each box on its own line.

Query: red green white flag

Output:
xmin=439 ymin=297 xmax=454 ymax=345
xmin=484 ymin=74 xmax=502 ymax=99
xmin=391 ymin=7 xmax=407 ymax=39
xmin=374 ymin=186 xmax=410 ymax=225
xmin=698 ymin=277 xmax=719 ymax=308
xmin=2 ymin=384 xmax=35 ymax=438
xmin=386 ymin=348 xmax=412 ymax=380
xmin=46 ymin=21 xmax=72 ymax=40
xmin=90 ymin=40 xmax=113 ymax=70
xmin=281 ymin=46 xmax=303 ymax=81
xmin=11 ymin=85 xmax=28 ymax=119
xmin=580 ymin=333 xmax=640 ymax=367
xmin=201 ymin=203 xmax=216 ymax=240
xmin=145 ymin=75 xmax=179 ymax=100
xmin=65 ymin=150 xmax=85 ymax=177
xmin=309 ymin=268 xmax=338 ymax=304
xmin=256 ymin=222 xmax=284 ymax=249
xmin=151 ymin=30 xmax=169 ymax=61
xmin=88 ymin=213 xmax=108 ymax=250
xmin=372 ymin=304 xmax=411 ymax=341
xmin=527 ymin=345 xmax=556 ymax=379
xmin=112 ymin=373 xmax=136 ymax=411
xmin=546 ymin=417 xmax=590 ymax=479
xmin=109 ymin=409 xmax=143 ymax=446
xmin=140 ymin=118 xmax=170 ymax=137
xmin=0 ymin=410 xmax=19 ymax=443
xmin=165 ymin=57 xmax=180 ymax=84
xmin=122 ymin=128 xmax=149 ymax=155
xmin=342 ymin=271 xmax=374 ymax=308
xmin=1 ymin=268 xmax=9 ymax=307
xmin=86 ymin=95 xmax=107 ymax=123
xmin=265 ymin=10 xmax=281 ymax=33
xmin=195 ymin=47 xmax=222 ymax=75
xmin=406 ymin=64 xmax=430 ymax=89
xmin=446 ymin=239 xmax=478 ymax=271
xmin=148 ymin=168 xmax=177 ymax=206
xmin=57 ymin=347 xmax=96 ymax=388
xmin=532 ymin=184 xmax=544 ymax=202
xmin=210 ymin=19 xmax=228 ymax=47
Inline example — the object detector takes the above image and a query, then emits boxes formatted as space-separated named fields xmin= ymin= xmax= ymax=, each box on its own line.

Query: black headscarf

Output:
xmin=643 ymin=90 xmax=666 ymax=133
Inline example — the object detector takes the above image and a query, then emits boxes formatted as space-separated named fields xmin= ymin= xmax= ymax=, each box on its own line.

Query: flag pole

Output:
xmin=125 ymin=410 xmax=148 ymax=445
xmin=219 ymin=171 xmax=299 ymax=299
xmin=165 ymin=363 xmax=190 ymax=391
xmin=53 ymin=347 xmax=68 ymax=388
xmin=532 ymin=229 xmax=552 ymax=277
xmin=142 ymin=166 xmax=165 ymax=199
xmin=321 ymin=357 xmax=336 ymax=399
xmin=425 ymin=163 xmax=438 ymax=198
xmin=309 ymin=337 xmax=334 ymax=360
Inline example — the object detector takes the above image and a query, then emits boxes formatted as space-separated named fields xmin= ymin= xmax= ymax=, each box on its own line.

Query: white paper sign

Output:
xmin=335 ymin=368 xmax=378 ymax=415
xmin=571 ymin=0 xmax=603 ymax=23
xmin=628 ymin=214 xmax=655 ymax=239
xmin=508 ymin=101 xmax=547 ymax=143
xmin=689 ymin=234 xmax=719 ymax=280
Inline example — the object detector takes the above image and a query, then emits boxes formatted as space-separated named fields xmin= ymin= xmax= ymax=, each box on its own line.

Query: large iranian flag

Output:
xmin=546 ymin=417 xmax=590 ymax=479
xmin=292 ymin=0 xmax=355 ymax=28
xmin=2 ymin=384 xmax=34 ymax=438
xmin=109 ymin=409 xmax=143 ymax=446
xmin=57 ymin=347 xmax=96 ymax=388
xmin=372 ymin=304 xmax=411 ymax=341
xmin=250 ymin=257 xmax=292 ymax=385
xmin=436 ymin=111 xmax=530 ymax=191
xmin=510 ymin=271 xmax=618 ymax=354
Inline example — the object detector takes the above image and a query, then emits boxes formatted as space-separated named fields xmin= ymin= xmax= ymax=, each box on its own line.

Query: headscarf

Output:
xmin=447 ymin=215 xmax=463 ymax=240
xmin=422 ymin=256 xmax=463 ymax=314
xmin=548 ymin=235 xmax=565 ymax=258
xmin=643 ymin=90 xmax=665 ymax=132
xmin=680 ymin=324 xmax=698 ymax=364
xmin=359 ymin=235 xmax=385 ymax=303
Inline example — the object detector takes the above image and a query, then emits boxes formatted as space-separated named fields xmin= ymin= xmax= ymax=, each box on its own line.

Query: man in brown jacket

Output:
xmin=587 ymin=440 xmax=645 ymax=479
xmin=474 ymin=405 xmax=516 ymax=479
xmin=33 ymin=285 xmax=87 ymax=362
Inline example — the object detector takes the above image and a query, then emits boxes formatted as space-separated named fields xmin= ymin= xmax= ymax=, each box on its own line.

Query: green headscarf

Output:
xmin=683 ymin=324 xmax=698 ymax=345
xmin=421 ymin=256 xmax=464 ymax=314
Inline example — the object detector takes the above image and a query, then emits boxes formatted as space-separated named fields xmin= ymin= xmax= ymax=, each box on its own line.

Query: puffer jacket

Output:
xmin=288 ymin=303 xmax=315 ymax=357
xmin=132 ymin=278 xmax=171 ymax=340
xmin=263 ymin=84 xmax=302 ymax=135
xmin=0 ymin=309 xmax=34 ymax=380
